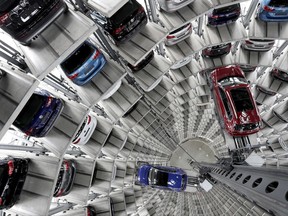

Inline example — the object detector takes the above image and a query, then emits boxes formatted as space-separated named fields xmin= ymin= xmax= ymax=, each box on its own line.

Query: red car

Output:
xmin=210 ymin=66 xmax=261 ymax=136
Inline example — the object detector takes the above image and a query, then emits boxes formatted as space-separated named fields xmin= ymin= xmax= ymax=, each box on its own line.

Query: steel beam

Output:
xmin=243 ymin=0 xmax=259 ymax=27
xmin=200 ymin=163 xmax=288 ymax=216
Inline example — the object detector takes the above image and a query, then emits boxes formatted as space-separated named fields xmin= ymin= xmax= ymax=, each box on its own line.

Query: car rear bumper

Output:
xmin=258 ymin=12 xmax=288 ymax=22
xmin=241 ymin=44 xmax=273 ymax=52
xmin=33 ymin=98 xmax=64 ymax=137
xmin=13 ymin=0 xmax=67 ymax=44
xmin=73 ymin=55 xmax=107 ymax=86
xmin=114 ymin=17 xmax=148 ymax=44
xmin=165 ymin=29 xmax=192 ymax=46
xmin=207 ymin=15 xmax=240 ymax=27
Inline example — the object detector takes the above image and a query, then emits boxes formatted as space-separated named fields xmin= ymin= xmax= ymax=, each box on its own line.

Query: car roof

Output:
xmin=87 ymin=0 xmax=129 ymax=17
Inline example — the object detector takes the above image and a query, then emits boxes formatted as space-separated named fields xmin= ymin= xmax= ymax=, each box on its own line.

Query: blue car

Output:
xmin=207 ymin=3 xmax=241 ymax=26
xmin=137 ymin=164 xmax=187 ymax=192
xmin=13 ymin=89 xmax=64 ymax=137
xmin=257 ymin=0 xmax=288 ymax=22
xmin=60 ymin=40 xmax=106 ymax=86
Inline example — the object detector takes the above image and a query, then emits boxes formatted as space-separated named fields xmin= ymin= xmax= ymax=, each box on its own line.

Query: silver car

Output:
xmin=165 ymin=23 xmax=192 ymax=46
xmin=157 ymin=0 xmax=195 ymax=12
xmin=241 ymin=38 xmax=275 ymax=52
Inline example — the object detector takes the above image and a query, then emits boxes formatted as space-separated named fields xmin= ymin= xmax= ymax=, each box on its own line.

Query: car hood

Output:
xmin=235 ymin=109 xmax=260 ymax=125
xmin=137 ymin=165 xmax=150 ymax=185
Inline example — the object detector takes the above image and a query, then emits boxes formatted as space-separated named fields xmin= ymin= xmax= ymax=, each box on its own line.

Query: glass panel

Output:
xmin=219 ymin=88 xmax=232 ymax=119
xmin=110 ymin=0 xmax=139 ymax=26
xmin=61 ymin=42 xmax=94 ymax=74
xmin=149 ymin=168 xmax=169 ymax=187
xmin=0 ymin=0 xmax=19 ymax=13
xmin=230 ymin=88 xmax=254 ymax=112
xmin=269 ymin=0 xmax=288 ymax=7
xmin=13 ymin=94 xmax=46 ymax=130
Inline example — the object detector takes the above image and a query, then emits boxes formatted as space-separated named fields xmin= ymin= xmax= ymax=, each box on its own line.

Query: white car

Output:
xmin=157 ymin=0 xmax=195 ymax=12
xmin=241 ymin=38 xmax=275 ymax=52
xmin=165 ymin=23 xmax=192 ymax=46
xmin=72 ymin=115 xmax=97 ymax=145
xmin=170 ymin=56 xmax=192 ymax=69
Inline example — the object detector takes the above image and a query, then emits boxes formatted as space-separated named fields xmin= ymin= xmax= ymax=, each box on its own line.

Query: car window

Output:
xmin=230 ymin=88 xmax=254 ymax=112
xmin=13 ymin=94 xmax=46 ymax=130
xmin=0 ymin=0 xmax=19 ymax=14
xmin=213 ymin=3 xmax=240 ymax=14
xmin=219 ymin=88 xmax=233 ymax=120
xmin=219 ymin=77 xmax=246 ymax=86
xmin=110 ymin=0 xmax=139 ymax=26
xmin=149 ymin=168 xmax=168 ymax=187
xmin=269 ymin=0 xmax=288 ymax=7
xmin=61 ymin=42 xmax=94 ymax=74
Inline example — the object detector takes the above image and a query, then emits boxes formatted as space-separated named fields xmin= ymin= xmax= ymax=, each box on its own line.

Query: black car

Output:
xmin=0 ymin=0 xmax=67 ymax=45
xmin=127 ymin=51 xmax=154 ymax=72
xmin=202 ymin=43 xmax=231 ymax=58
xmin=90 ymin=0 xmax=147 ymax=45
xmin=207 ymin=3 xmax=241 ymax=26
xmin=0 ymin=157 xmax=29 ymax=210
xmin=54 ymin=160 xmax=76 ymax=197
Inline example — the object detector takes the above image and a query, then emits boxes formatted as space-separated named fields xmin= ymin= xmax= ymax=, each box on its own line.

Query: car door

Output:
xmin=219 ymin=88 xmax=233 ymax=132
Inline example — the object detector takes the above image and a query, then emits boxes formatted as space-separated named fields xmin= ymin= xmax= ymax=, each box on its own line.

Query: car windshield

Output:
xmin=230 ymin=88 xmax=254 ymax=112
xmin=249 ymin=39 xmax=274 ymax=42
xmin=72 ymin=116 xmax=87 ymax=142
xmin=13 ymin=94 xmax=46 ymax=130
xmin=219 ymin=77 xmax=247 ymax=86
xmin=110 ymin=0 xmax=139 ymax=26
xmin=61 ymin=42 xmax=94 ymax=74
xmin=269 ymin=0 xmax=288 ymax=7
xmin=213 ymin=3 xmax=240 ymax=14
xmin=148 ymin=168 xmax=168 ymax=187
xmin=0 ymin=0 xmax=19 ymax=14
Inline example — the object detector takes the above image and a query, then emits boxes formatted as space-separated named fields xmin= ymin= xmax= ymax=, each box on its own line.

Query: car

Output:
xmin=257 ymin=0 xmax=288 ymax=22
xmin=241 ymin=38 xmax=275 ymax=52
xmin=170 ymin=56 xmax=192 ymax=69
xmin=0 ymin=157 xmax=29 ymax=210
xmin=86 ymin=206 xmax=97 ymax=216
xmin=202 ymin=43 xmax=231 ymax=58
xmin=239 ymin=65 xmax=257 ymax=73
xmin=210 ymin=65 xmax=261 ymax=136
xmin=89 ymin=0 xmax=147 ymax=45
xmin=60 ymin=40 xmax=106 ymax=85
xmin=72 ymin=115 xmax=97 ymax=145
xmin=13 ymin=89 xmax=64 ymax=137
xmin=165 ymin=23 xmax=192 ymax=46
xmin=271 ymin=68 xmax=288 ymax=82
xmin=256 ymin=84 xmax=277 ymax=96
xmin=127 ymin=51 xmax=154 ymax=72
xmin=54 ymin=160 xmax=76 ymax=197
xmin=136 ymin=164 xmax=187 ymax=192
xmin=207 ymin=3 xmax=241 ymax=26
xmin=0 ymin=0 xmax=67 ymax=45
xmin=156 ymin=0 xmax=195 ymax=12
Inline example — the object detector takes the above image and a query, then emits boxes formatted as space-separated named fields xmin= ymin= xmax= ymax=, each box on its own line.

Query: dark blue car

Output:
xmin=137 ymin=164 xmax=187 ymax=192
xmin=60 ymin=40 xmax=106 ymax=86
xmin=257 ymin=0 xmax=288 ymax=22
xmin=13 ymin=89 xmax=64 ymax=137
xmin=207 ymin=3 xmax=241 ymax=26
